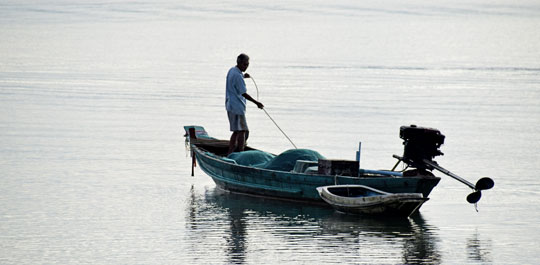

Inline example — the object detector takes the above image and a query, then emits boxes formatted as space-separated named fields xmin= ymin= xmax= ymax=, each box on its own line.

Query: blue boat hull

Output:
xmin=192 ymin=146 xmax=440 ymax=203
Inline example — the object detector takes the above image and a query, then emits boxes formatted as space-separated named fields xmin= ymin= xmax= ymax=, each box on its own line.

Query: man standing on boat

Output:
xmin=225 ymin=53 xmax=264 ymax=155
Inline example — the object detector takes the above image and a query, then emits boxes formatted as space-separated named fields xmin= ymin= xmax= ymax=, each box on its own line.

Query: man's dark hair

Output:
xmin=237 ymin=53 xmax=249 ymax=64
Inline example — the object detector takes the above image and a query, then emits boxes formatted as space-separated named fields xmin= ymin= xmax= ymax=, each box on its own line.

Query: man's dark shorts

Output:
xmin=227 ymin=111 xmax=248 ymax=131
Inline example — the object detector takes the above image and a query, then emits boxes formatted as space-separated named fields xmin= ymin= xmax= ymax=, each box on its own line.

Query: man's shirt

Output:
xmin=225 ymin=66 xmax=247 ymax=115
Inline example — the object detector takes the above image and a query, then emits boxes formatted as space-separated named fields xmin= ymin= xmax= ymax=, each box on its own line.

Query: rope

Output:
xmin=249 ymin=76 xmax=298 ymax=149
xmin=250 ymin=76 xmax=261 ymax=101
xmin=263 ymin=108 xmax=298 ymax=149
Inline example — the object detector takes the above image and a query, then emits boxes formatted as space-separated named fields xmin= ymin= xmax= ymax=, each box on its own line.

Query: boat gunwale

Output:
xmin=192 ymin=144 xmax=428 ymax=181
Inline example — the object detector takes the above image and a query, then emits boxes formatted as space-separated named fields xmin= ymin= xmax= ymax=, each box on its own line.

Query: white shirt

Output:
xmin=225 ymin=66 xmax=247 ymax=115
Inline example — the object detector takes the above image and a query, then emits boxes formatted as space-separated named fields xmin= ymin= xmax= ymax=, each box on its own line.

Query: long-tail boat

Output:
xmin=184 ymin=125 xmax=454 ymax=210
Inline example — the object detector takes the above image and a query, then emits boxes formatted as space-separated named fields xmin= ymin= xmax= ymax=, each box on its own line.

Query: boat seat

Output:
xmin=292 ymin=160 xmax=319 ymax=173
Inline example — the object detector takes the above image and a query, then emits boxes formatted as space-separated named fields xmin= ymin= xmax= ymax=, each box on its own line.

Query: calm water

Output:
xmin=1 ymin=0 xmax=540 ymax=264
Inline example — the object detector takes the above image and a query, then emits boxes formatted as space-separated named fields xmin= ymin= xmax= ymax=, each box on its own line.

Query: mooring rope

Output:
xmin=249 ymin=76 xmax=298 ymax=149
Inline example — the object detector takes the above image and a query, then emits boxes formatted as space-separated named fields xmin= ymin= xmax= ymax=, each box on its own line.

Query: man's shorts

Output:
xmin=227 ymin=112 xmax=248 ymax=132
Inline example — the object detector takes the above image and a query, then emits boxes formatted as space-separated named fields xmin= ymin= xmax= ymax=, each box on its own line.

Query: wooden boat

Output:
xmin=316 ymin=185 xmax=428 ymax=217
xmin=184 ymin=125 xmax=440 ymax=210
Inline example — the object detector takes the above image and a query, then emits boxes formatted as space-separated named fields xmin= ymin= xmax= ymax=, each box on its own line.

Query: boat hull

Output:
xmin=317 ymin=185 xmax=428 ymax=217
xmin=192 ymin=146 xmax=440 ymax=204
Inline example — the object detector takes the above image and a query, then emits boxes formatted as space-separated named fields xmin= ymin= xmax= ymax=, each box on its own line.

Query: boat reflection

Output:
xmin=185 ymin=186 xmax=441 ymax=264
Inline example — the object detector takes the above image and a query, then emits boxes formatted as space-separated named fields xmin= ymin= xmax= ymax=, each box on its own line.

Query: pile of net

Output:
xmin=227 ymin=149 xmax=325 ymax=171
xmin=227 ymin=150 xmax=275 ymax=167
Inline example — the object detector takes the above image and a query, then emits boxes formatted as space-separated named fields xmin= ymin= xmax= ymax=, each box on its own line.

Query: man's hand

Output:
xmin=243 ymin=73 xmax=251 ymax=78
xmin=242 ymin=93 xmax=264 ymax=109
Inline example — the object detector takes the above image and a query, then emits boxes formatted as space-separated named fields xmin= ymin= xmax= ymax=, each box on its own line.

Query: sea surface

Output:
xmin=1 ymin=0 xmax=540 ymax=264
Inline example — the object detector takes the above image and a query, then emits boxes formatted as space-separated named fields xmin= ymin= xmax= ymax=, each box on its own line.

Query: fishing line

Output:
xmin=248 ymin=75 xmax=298 ymax=149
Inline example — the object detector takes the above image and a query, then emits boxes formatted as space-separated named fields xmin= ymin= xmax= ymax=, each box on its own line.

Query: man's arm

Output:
xmin=242 ymin=93 xmax=264 ymax=109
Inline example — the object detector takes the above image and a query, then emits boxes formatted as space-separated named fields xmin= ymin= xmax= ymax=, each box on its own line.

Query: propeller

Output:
xmin=422 ymin=159 xmax=494 ymax=204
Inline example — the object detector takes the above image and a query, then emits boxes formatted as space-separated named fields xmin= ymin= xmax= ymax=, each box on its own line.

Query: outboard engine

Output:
xmin=399 ymin=125 xmax=445 ymax=170
xmin=394 ymin=125 xmax=494 ymax=205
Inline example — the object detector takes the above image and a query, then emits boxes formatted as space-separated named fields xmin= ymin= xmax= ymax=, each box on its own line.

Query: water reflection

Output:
xmin=225 ymin=202 xmax=248 ymax=264
xmin=403 ymin=216 xmax=441 ymax=264
xmin=466 ymin=231 xmax=492 ymax=263
xmin=185 ymin=186 xmax=442 ymax=264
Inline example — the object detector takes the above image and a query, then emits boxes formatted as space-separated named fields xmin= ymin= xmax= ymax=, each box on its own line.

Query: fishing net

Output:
xmin=227 ymin=150 xmax=276 ymax=167
xmin=263 ymin=149 xmax=325 ymax=171
xmin=227 ymin=149 xmax=325 ymax=171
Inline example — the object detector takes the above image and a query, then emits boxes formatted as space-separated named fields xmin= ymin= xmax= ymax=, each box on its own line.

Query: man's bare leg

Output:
xmin=236 ymin=131 xmax=246 ymax=152
xmin=227 ymin=131 xmax=239 ymax=156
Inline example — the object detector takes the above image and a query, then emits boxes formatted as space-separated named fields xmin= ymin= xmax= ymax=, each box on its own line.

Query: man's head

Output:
xmin=236 ymin=53 xmax=250 ymax=72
